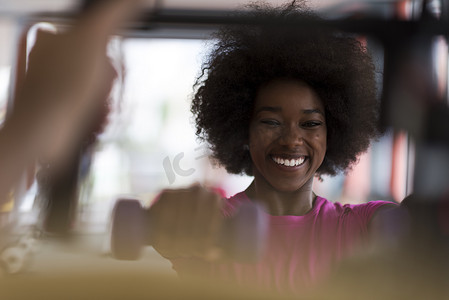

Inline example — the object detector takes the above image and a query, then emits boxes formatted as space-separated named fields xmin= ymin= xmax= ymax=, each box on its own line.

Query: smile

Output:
xmin=271 ymin=156 xmax=306 ymax=167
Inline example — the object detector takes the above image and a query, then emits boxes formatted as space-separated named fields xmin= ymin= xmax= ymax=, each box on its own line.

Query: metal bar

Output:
xmin=24 ymin=8 xmax=449 ymax=39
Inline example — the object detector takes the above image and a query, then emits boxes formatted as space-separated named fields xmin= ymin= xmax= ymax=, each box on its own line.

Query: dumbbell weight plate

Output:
xmin=110 ymin=199 xmax=146 ymax=260
xmin=220 ymin=202 xmax=268 ymax=262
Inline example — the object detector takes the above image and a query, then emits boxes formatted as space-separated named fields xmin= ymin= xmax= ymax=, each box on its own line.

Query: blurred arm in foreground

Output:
xmin=0 ymin=0 xmax=141 ymax=206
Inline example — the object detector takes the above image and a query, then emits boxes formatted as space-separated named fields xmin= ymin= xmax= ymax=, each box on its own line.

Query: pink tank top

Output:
xmin=170 ymin=192 xmax=392 ymax=294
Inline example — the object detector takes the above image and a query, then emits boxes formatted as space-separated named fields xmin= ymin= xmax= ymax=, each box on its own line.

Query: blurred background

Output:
xmin=0 ymin=0 xmax=446 ymax=284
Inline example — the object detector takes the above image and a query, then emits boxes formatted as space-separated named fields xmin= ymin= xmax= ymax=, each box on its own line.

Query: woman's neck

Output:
xmin=245 ymin=178 xmax=316 ymax=216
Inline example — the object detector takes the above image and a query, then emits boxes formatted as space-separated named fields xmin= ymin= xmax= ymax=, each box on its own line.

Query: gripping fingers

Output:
xmin=150 ymin=186 xmax=225 ymax=260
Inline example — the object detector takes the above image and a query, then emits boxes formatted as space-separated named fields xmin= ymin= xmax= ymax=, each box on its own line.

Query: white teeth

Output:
xmin=272 ymin=156 xmax=305 ymax=167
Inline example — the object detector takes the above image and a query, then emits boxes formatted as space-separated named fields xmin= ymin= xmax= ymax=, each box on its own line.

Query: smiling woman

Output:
xmin=248 ymin=80 xmax=327 ymax=204
xmin=148 ymin=0 xmax=397 ymax=295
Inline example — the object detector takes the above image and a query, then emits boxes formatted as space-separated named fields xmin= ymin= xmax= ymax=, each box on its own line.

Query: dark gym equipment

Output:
xmin=110 ymin=198 xmax=269 ymax=262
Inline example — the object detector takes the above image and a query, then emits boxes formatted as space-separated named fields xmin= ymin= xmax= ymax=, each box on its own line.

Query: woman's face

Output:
xmin=248 ymin=79 xmax=327 ymax=193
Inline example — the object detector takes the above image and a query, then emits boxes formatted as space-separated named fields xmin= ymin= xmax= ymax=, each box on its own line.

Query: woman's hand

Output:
xmin=149 ymin=185 xmax=226 ymax=261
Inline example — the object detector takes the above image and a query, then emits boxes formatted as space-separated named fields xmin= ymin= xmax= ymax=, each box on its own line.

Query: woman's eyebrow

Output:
xmin=255 ymin=107 xmax=325 ymax=116
xmin=303 ymin=108 xmax=324 ymax=116
xmin=255 ymin=106 xmax=282 ymax=114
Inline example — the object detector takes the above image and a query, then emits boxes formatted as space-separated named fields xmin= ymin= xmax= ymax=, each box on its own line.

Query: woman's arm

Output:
xmin=0 ymin=0 xmax=141 ymax=206
xmin=369 ymin=202 xmax=408 ymax=248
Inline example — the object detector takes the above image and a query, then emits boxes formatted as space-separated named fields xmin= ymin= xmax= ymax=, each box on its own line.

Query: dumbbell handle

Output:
xmin=110 ymin=198 xmax=268 ymax=262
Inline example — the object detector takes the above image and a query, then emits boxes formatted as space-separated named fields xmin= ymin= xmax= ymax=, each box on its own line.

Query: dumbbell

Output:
xmin=110 ymin=198 xmax=268 ymax=262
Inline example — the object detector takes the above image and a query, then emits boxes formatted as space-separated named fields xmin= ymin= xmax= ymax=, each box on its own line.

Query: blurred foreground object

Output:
xmin=0 ymin=0 xmax=142 ymax=276
xmin=0 ymin=0 xmax=141 ymax=205
xmin=0 ymin=270 xmax=289 ymax=300
xmin=111 ymin=198 xmax=268 ymax=261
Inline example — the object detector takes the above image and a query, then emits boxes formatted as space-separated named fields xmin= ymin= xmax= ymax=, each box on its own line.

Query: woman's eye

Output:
xmin=302 ymin=121 xmax=323 ymax=128
xmin=261 ymin=119 xmax=280 ymax=126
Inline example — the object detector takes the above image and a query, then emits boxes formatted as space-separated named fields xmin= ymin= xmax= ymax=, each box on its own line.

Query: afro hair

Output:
xmin=191 ymin=0 xmax=380 ymax=177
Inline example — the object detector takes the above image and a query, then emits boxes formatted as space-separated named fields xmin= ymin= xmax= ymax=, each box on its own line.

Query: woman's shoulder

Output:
xmin=311 ymin=197 xmax=398 ymax=233
xmin=343 ymin=200 xmax=397 ymax=215
xmin=315 ymin=196 xmax=397 ymax=219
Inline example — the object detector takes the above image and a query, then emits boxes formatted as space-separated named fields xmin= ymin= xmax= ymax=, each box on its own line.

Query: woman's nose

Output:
xmin=279 ymin=124 xmax=304 ymax=147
